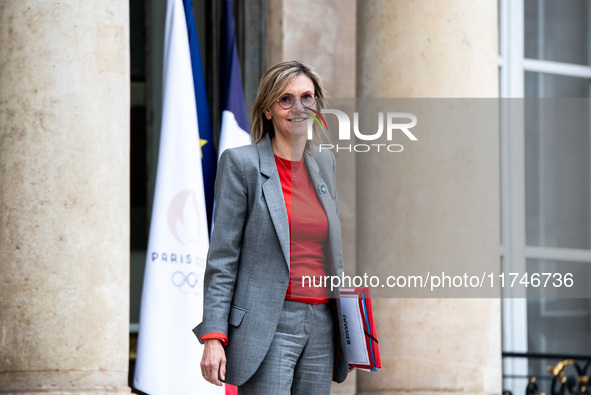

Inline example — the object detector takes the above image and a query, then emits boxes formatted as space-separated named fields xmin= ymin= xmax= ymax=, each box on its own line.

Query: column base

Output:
xmin=6 ymin=392 xmax=130 ymax=395
xmin=0 ymin=371 xmax=130 ymax=394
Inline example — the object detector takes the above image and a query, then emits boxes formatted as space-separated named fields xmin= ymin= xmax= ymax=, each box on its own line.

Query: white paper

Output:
xmin=341 ymin=296 xmax=370 ymax=366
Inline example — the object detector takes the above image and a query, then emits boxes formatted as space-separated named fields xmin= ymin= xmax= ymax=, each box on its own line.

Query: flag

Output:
xmin=133 ymin=0 xmax=223 ymax=394
xmin=183 ymin=0 xmax=216 ymax=230
xmin=218 ymin=0 xmax=250 ymax=156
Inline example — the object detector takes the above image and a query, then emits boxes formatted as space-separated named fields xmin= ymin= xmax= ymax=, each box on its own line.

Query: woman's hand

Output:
xmin=201 ymin=339 xmax=226 ymax=386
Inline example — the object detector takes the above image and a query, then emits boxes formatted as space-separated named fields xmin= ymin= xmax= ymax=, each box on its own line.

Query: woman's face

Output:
xmin=264 ymin=74 xmax=316 ymax=143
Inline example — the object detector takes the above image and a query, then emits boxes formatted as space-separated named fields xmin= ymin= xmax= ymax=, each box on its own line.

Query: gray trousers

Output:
xmin=238 ymin=299 xmax=335 ymax=395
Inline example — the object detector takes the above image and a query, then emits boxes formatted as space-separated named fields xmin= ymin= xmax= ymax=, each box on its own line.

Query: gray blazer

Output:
xmin=193 ymin=136 xmax=348 ymax=386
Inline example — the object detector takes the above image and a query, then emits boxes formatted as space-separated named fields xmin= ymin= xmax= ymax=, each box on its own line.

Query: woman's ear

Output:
xmin=264 ymin=109 xmax=272 ymax=120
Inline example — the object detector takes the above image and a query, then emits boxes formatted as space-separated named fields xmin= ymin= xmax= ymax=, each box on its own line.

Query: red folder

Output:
xmin=339 ymin=287 xmax=381 ymax=371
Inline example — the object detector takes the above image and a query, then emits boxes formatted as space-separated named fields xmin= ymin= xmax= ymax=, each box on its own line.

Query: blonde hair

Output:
xmin=251 ymin=60 xmax=327 ymax=150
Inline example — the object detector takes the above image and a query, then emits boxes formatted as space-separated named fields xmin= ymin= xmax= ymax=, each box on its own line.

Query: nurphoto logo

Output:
xmin=305 ymin=107 xmax=418 ymax=153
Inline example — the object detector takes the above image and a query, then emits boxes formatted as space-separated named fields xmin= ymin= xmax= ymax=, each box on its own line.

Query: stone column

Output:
xmin=0 ymin=1 xmax=130 ymax=394
xmin=357 ymin=1 xmax=500 ymax=394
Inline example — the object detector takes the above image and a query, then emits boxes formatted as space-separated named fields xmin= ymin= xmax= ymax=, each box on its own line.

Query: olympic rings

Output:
xmin=172 ymin=271 xmax=199 ymax=287
xmin=171 ymin=271 xmax=201 ymax=294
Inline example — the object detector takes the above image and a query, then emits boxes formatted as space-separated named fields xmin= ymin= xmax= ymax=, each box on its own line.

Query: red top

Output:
xmin=275 ymin=155 xmax=330 ymax=304
xmin=200 ymin=154 xmax=331 ymax=345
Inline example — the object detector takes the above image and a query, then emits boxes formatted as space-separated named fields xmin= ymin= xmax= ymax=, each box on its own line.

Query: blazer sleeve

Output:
xmin=193 ymin=148 xmax=248 ymax=342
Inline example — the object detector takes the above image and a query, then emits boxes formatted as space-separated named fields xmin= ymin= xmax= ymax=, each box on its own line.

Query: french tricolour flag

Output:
xmin=218 ymin=0 xmax=250 ymax=156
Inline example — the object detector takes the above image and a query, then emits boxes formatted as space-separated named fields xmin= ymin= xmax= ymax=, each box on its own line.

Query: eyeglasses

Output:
xmin=276 ymin=93 xmax=316 ymax=109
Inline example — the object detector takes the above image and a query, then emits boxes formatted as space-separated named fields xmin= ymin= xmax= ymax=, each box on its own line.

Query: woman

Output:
xmin=193 ymin=60 xmax=349 ymax=394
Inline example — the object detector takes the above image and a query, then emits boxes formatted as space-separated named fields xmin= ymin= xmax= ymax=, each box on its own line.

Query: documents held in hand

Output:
xmin=339 ymin=287 xmax=381 ymax=371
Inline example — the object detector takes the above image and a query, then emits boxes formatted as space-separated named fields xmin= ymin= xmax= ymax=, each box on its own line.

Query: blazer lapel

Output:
xmin=305 ymin=152 xmax=342 ymax=276
xmin=305 ymin=151 xmax=334 ymax=218
xmin=258 ymin=137 xmax=291 ymax=268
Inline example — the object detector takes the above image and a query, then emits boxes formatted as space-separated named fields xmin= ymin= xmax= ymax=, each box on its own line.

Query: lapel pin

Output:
xmin=318 ymin=184 xmax=328 ymax=197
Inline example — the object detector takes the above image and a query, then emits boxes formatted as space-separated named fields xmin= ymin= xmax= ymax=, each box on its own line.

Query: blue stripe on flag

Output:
xmin=221 ymin=0 xmax=248 ymax=132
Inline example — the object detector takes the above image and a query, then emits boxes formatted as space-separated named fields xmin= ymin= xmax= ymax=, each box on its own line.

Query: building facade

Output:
xmin=2 ymin=1 xmax=589 ymax=394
